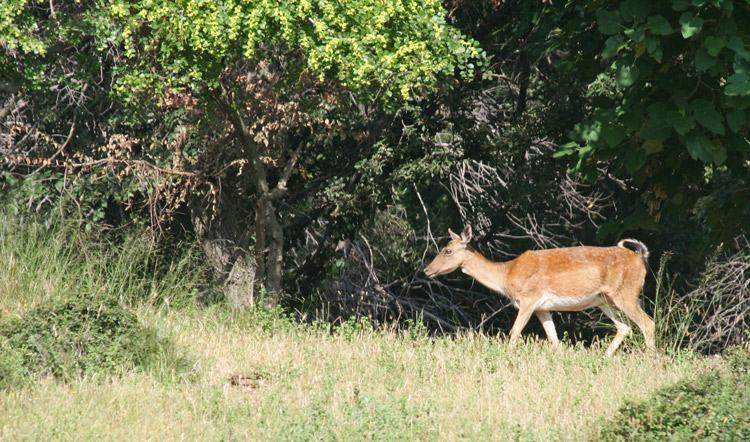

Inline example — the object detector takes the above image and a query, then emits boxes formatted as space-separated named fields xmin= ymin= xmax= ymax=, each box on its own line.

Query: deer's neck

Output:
xmin=462 ymin=250 xmax=511 ymax=298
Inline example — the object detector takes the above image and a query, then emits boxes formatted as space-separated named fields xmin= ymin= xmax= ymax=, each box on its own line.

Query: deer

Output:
xmin=424 ymin=225 xmax=655 ymax=356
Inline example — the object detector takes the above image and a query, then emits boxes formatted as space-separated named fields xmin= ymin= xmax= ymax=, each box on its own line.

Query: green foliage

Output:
xmin=0 ymin=213 xmax=204 ymax=388
xmin=596 ymin=345 xmax=750 ymax=441
xmin=0 ymin=298 xmax=185 ymax=388
xmin=105 ymin=0 xmax=483 ymax=105
xmin=557 ymin=0 xmax=750 ymax=241
xmin=333 ymin=316 xmax=374 ymax=341
xmin=0 ymin=213 xmax=209 ymax=311
xmin=0 ymin=0 xmax=46 ymax=55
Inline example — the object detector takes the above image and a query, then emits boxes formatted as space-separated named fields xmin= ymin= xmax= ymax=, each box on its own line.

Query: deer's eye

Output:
xmin=444 ymin=249 xmax=452 ymax=256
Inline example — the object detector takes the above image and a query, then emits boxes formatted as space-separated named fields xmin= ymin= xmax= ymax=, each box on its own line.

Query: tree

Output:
xmin=555 ymin=0 xmax=750 ymax=245
xmin=2 ymin=0 xmax=484 ymax=308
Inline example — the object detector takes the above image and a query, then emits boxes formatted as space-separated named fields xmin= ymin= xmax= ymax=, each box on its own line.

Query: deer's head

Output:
xmin=424 ymin=225 xmax=473 ymax=278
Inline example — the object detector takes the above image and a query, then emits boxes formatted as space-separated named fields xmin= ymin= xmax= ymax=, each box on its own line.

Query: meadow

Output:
xmin=0 ymin=217 xmax=745 ymax=441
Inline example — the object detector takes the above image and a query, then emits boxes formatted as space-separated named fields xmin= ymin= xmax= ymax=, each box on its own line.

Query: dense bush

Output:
xmin=596 ymin=345 xmax=750 ymax=441
xmin=0 ymin=297 xmax=187 ymax=388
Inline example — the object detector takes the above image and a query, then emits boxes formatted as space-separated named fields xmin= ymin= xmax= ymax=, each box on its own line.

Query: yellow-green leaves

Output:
xmin=1 ymin=0 xmax=46 ymax=55
xmin=107 ymin=0 xmax=483 ymax=106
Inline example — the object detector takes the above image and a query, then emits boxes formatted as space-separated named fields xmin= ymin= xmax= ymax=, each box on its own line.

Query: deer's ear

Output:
xmin=448 ymin=229 xmax=460 ymax=241
xmin=460 ymin=225 xmax=472 ymax=245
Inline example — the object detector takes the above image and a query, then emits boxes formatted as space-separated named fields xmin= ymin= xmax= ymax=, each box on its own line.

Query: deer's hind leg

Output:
xmin=599 ymin=303 xmax=633 ymax=357
xmin=535 ymin=310 xmax=561 ymax=346
xmin=607 ymin=289 xmax=655 ymax=352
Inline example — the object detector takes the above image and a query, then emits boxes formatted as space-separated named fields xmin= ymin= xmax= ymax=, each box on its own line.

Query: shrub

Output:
xmin=684 ymin=239 xmax=750 ymax=354
xmin=596 ymin=345 xmax=750 ymax=441
xmin=0 ymin=297 xmax=186 ymax=388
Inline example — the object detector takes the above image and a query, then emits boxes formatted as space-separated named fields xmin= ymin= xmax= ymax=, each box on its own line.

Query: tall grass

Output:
xmin=650 ymin=252 xmax=699 ymax=354
xmin=0 ymin=215 xmax=205 ymax=317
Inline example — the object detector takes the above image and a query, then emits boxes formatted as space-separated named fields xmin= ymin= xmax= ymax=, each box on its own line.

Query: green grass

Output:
xmin=595 ymin=345 xmax=750 ymax=441
xmin=0 ymin=215 xmax=738 ymax=441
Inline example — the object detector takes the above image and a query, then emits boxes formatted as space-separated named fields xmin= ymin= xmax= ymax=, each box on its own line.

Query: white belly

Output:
xmin=532 ymin=292 xmax=604 ymax=311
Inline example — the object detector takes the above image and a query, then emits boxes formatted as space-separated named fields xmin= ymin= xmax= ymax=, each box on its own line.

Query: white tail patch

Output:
xmin=617 ymin=239 xmax=649 ymax=260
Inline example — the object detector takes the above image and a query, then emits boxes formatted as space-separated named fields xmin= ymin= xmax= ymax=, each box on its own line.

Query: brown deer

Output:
xmin=424 ymin=225 xmax=655 ymax=356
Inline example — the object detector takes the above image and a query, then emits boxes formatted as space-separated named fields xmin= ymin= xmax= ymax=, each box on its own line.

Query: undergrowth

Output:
xmin=596 ymin=345 xmax=750 ymax=441
xmin=0 ymin=214 xmax=200 ymax=389
xmin=0 ymin=213 xmax=745 ymax=440
xmin=0 ymin=297 xmax=191 ymax=389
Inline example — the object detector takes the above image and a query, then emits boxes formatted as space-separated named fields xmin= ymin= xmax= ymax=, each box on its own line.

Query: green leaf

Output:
xmin=602 ymin=124 xmax=626 ymax=147
xmin=647 ymin=15 xmax=672 ymax=35
xmin=603 ymin=35 xmax=626 ymax=59
xmin=625 ymin=147 xmax=648 ymax=174
xmin=727 ymin=36 xmax=750 ymax=61
xmin=734 ymin=59 xmax=750 ymax=75
xmin=690 ymin=99 xmax=725 ymax=135
xmin=644 ymin=36 xmax=660 ymax=53
xmin=666 ymin=111 xmax=696 ymax=135
xmin=616 ymin=64 xmax=640 ymax=89
xmin=597 ymin=9 xmax=623 ymax=35
xmin=726 ymin=109 xmax=746 ymax=133
xmin=712 ymin=145 xmax=727 ymax=165
xmin=679 ymin=12 xmax=703 ymax=38
xmin=642 ymin=139 xmax=664 ymax=154
xmin=641 ymin=118 xmax=672 ymax=141
xmin=642 ymin=36 xmax=662 ymax=62
xmin=620 ymin=0 xmax=649 ymax=22
xmin=647 ymin=102 xmax=668 ymax=117
xmin=725 ymin=81 xmax=750 ymax=96
xmin=641 ymin=102 xmax=672 ymax=141
xmin=554 ymin=141 xmax=579 ymax=158
xmin=621 ymin=107 xmax=646 ymax=130
xmin=597 ymin=219 xmax=623 ymax=240
xmin=694 ymin=47 xmax=717 ymax=71
xmin=625 ymin=27 xmax=645 ymax=43
xmin=581 ymin=120 xmax=603 ymax=143
xmin=672 ymin=0 xmax=691 ymax=11
xmin=725 ymin=73 xmax=750 ymax=96
xmin=672 ymin=90 xmax=689 ymax=110
xmin=685 ymin=132 xmax=714 ymax=162
xmin=704 ymin=36 xmax=725 ymax=57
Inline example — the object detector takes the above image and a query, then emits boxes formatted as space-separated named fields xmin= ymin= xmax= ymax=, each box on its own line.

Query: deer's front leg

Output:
xmin=509 ymin=301 xmax=535 ymax=344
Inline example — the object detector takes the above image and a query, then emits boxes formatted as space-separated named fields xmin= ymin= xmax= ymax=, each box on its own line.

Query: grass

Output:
xmin=1 ymin=310 xmax=712 ymax=441
xmin=0 ymin=215 xmax=734 ymax=441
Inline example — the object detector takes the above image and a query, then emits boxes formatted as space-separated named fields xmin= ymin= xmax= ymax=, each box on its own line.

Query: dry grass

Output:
xmin=1 ymin=308 xmax=712 ymax=441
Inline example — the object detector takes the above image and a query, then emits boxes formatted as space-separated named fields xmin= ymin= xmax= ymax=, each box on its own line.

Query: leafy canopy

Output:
xmin=556 ymin=0 xmax=750 ymax=240
xmin=104 ymin=0 xmax=484 ymax=104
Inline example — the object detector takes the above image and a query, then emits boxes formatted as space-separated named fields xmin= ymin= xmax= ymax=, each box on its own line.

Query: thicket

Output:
xmin=0 ymin=298 xmax=188 ymax=389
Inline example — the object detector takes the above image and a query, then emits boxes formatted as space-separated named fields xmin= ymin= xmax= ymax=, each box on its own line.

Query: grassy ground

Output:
xmin=0 ymin=217 xmax=720 ymax=441
xmin=1 ymin=311 xmax=711 ymax=441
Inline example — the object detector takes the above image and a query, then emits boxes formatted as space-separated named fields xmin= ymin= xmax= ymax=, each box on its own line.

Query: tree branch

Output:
xmin=210 ymin=83 xmax=270 ymax=195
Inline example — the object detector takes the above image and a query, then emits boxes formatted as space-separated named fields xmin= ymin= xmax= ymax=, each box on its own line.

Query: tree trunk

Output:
xmin=189 ymin=193 xmax=257 ymax=308
xmin=263 ymin=198 xmax=284 ymax=307
xmin=516 ymin=51 xmax=530 ymax=117
xmin=210 ymin=83 xmax=302 ymax=310
xmin=254 ymin=196 xmax=281 ymax=309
